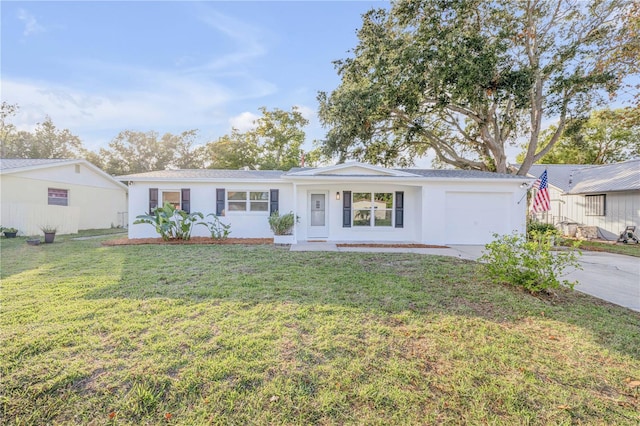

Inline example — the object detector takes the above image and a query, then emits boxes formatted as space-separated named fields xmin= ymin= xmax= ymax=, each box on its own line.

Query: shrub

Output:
xmin=479 ymin=231 xmax=582 ymax=294
xmin=204 ymin=214 xmax=231 ymax=240
xmin=527 ymin=220 xmax=559 ymax=240
xmin=268 ymin=211 xmax=298 ymax=235
xmin=134 ymin=202 xmax=204 ymax=241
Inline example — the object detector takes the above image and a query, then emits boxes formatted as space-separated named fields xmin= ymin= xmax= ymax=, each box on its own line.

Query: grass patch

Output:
xmin=1 ymin=236 xmax=639 ymax=425
xmin=566 ymin=239 xmax=640 ymax=258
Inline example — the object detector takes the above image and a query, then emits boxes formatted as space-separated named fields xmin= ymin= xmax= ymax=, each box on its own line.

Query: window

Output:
xmin=48 ymin=188 xmax=68 ymax=206
xmin=162 ymin=191 xmax=181 ymax=209
xmin=353 ymin=192 xmax=393 ymax=227
xmin=227 ymin=191 xmax=269 ymax=212
xmin=585 ymin=194 xmax=605 ymax=216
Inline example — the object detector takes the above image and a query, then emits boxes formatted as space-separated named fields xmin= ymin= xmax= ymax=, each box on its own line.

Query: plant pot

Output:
xmin=3 ymin=231 xmax=17 ymax=238
xmin=44 ymin=232 xmax=56 ymax=244
xmin=27 ymin=239 xmax=41 ymax=246
xmin=273 ymin=234 xmax=295 ymax=246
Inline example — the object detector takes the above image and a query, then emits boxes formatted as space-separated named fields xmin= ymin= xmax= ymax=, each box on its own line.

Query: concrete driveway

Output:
xmin=291 ymin=242 xmax=640 ymax=312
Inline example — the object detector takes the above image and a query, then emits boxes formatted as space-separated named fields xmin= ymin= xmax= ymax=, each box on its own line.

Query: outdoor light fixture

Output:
xmin=336 ymin=192 xmax=341 ymax=200
xmin=520 ymin=182 xmax=529 ymax=188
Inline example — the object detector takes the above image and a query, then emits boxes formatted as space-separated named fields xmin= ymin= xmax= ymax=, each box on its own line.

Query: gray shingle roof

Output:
xmin=566 ymin=159 xmax=640 ymax=194
xmin=117 ymin=169 xmax=286 ymax=180
xmin=0 ymin=158 xmax=75 ymax=171
xmin=401 ymin=169 xmax=524 ymax=179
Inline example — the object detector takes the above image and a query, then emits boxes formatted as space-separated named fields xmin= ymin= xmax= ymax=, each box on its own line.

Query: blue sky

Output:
xmin=1 ymin=1 xmax=388 ymax=152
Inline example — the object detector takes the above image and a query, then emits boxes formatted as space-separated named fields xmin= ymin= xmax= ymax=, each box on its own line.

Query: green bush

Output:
xmin=479 ymin=231 xmax=581 ymax=293
xmin=527 ymin=221 xmax=559 ymax=240
xmin=134 ymin=202 xmax=204 ymax=241
xmin=268 ymin=211 xmax=298 ymax=235
xmin=204 ymin=214 xmax=231 ymax=240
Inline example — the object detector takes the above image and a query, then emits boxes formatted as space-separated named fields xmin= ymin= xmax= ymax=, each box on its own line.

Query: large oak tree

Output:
xmin=318 ymin=0 xmax=638 ymax=174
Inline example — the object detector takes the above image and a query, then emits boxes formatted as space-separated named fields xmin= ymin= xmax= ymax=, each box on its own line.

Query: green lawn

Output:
xmin=1 ymin=236 xmax=639 ymax=425
xmin=570 ymin=239 xmax=640 ymax=258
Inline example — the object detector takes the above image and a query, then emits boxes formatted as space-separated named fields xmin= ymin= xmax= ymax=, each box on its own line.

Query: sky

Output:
xmin=1 ymin=0 xmax=388 ymax=153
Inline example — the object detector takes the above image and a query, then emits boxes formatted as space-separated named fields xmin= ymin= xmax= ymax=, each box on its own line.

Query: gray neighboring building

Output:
xmin=528 ymin=159 xmax=640 ymax=239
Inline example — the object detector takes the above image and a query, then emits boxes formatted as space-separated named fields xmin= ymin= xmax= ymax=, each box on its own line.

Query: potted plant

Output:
xmin=1 ymin=226 xmax=18 ymax=238
xmin=268 ymin=211 xmax=298 ymax=245
xmin=40 ymin=225 xmax=58 ymax=243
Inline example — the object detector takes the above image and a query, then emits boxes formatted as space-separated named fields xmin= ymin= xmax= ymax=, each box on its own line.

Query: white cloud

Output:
xmin=229 ymin=112 xmax=259 ymax=132
xmin=17 ymin=9 xmax=45 ymax=36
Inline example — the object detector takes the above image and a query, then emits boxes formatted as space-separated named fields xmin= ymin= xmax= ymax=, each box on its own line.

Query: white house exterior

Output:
xmin=0 ymin=159 xmax=128 ymax=235
xmin=529 ymin=160 xmax=640 ymax=238
xmin=120 ymin=162 xmax=530 ymax=245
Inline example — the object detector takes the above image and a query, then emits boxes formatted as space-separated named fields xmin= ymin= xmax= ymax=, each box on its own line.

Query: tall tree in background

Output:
xmin=203 ymin=106 xmax=310 ymax=170
xmin=99 ymin=130 xmax=203 ymax=176
xmin=517 ymin=107 xmax=640 ymax=164
xmin=318 ymin=0 xmax=637 ymax=174
xmin=1 ymin=104 xmax=85 ymax=159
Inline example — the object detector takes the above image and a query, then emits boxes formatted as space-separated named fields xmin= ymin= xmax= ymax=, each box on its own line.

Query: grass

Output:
xmin=1 ymin=236 xmax=639 ymax=425
xmin=570 ymin=239 xmax=640 ymax=258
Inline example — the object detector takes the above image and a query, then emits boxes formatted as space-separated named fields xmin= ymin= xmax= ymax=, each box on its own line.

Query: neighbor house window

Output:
xmin=48 ymin=188 xmax=68 ymax=206
xmin=352 ymin=192 xmax=393 ymax=227
xmin=161 ymin=190 xmax=181 ymax=209
xmin=585 ymin=194 xmax=605 ymax=216
xmin=227 ymin=191 xmax=269 ymax=212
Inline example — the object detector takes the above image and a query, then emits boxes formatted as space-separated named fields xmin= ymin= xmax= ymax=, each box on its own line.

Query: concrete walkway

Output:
xmin=290 ymin=242 xmax=640 ymax=312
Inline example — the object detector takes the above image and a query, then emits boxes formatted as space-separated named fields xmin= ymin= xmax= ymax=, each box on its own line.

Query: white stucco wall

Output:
xmin=127 ymin=176 xmax=527 ymax=245
xmin=0 ymin=163 xmax=127 ymax=235
xmin=293 ymin=183 xmax=422 ymax=243
xmin=127 ymin=181 xmax=293 ymax=239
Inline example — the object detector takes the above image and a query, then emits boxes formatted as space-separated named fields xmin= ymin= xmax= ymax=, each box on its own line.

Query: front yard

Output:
xmin=1 ymin=236 xmax=639 ymax=425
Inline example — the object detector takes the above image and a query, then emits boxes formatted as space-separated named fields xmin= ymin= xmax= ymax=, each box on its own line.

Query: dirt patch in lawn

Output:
xmin=102 ymin=237 xmax=273 ymax=246
xmin=336 ymin=243 xmax=449 ymax=248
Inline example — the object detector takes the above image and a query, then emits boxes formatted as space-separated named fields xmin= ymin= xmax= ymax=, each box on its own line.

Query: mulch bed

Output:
xmin=102 ymin=237 xmax=273 ymax=246
xmin=336 ymin=243 xmax=450 ymax=248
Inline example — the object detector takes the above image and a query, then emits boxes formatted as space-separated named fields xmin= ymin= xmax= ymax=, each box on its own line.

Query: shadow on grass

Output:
xmin=79 ymin=243 xmax=640 ymax=360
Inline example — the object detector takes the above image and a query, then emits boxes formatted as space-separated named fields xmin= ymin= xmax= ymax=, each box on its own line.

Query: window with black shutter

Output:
xmin=149 ymin=188 xmax=158 ymax=213
xmin=342 ymin=191 xmax=351 ymax=227
xmin=395 ymin=191 xmax=404 ymax=228
xmin=181 ymin=188 xmax=191 ymax=213
xmin=270 ymin=189 xmax=279 ymax=214
xmin=216 ymin=188 xmax=225 ymax=216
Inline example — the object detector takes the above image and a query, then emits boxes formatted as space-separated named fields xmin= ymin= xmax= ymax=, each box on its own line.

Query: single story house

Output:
xmin=529 ymin=159 xmax=640 ymax=239
xmin=0 ymin=158 xmax=128 ymax=235
xmin=119 ymin=162 xmax=531 ymax=245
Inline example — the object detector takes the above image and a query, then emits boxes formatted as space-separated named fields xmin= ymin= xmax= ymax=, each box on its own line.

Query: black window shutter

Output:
xmin=395 ymin=191 xmax=404 ymax=228
xmin=343 ymin=191 xmax=351 ymax=227
xmin=149 ymin=188 xmax=158 ymax=213
xmin=216 ymin=188 xmax=225 ymax=216
xmin=270 ymin=189 xmax=279 ymax=215
xmin=181 ymin=188 xmax=191 ymax=213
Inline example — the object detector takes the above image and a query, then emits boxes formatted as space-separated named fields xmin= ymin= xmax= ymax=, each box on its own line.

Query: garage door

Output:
xmin=444 ymin=192 xmax=512 ymax=244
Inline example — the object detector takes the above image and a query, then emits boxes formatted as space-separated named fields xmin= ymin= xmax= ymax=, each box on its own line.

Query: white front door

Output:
xmin=307 ymin=192 xmax=329 ymax=238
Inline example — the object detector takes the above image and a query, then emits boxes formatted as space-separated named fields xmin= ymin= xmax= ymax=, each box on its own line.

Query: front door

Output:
xmin=308 ymin=192 xmax=328 ymax=238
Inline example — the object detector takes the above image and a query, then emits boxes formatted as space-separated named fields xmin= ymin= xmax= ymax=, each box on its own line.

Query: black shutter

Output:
xmin=149 ymin=188 xmax=158 ymax=213
xmin=216 ymin=188 xmax=225 ymax=216
xmin=270 ymin=189 xmax=279 ymax=215
xmin=181 ymin=188 xmax=191 ymax=213
xmin=343 ymin=191 xmax=351 ymax=227
xmin=395 ymin=191 xmax=404 ymax=228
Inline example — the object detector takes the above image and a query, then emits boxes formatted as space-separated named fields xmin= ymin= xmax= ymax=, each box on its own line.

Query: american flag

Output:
xmin=531 ymin=170 xmax=550 ymax=212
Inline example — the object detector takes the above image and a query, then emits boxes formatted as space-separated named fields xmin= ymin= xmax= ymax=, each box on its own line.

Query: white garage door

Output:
xmin=444 ymin=192 xmax=512 ymax=244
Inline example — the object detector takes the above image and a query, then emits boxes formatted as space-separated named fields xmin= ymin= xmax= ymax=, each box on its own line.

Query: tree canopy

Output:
xmin=318 ymin=0 xmax=638 ymax=174
xmin=202 ymin=106 xmax=312 ymax=170
xmin=1 ymin=102 xmax=85 ymax=159
xmin=517 ymin=107 xmax=640 ymax=164
xmin=97 ymin=130 xmax=204 ymax=176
